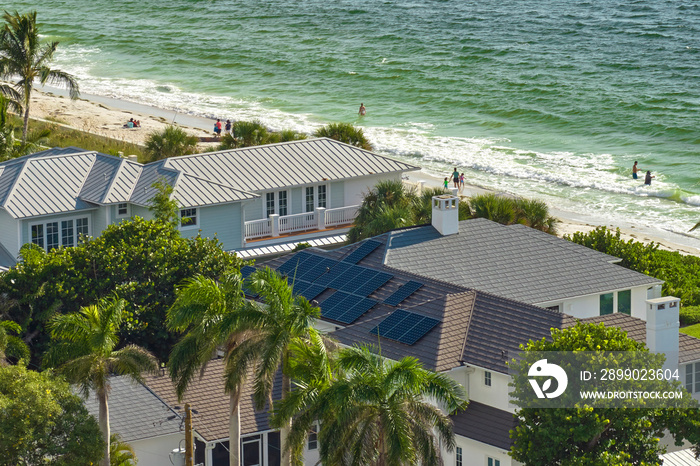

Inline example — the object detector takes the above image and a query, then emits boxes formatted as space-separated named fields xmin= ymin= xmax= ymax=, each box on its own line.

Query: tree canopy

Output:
xmin=0 ymin=364 xmax=104 ymax=465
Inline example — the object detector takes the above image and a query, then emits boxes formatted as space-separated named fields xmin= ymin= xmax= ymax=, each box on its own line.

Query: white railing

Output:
xmin=325 ymin=205 xmax=359 ymax=227
xmin=244 ymin=204 xmax=360 ymax=241
xmin=245 ymin=218 xmax=271 ymax=240
xmin=279 ymin=211 xmax=317 ymax=235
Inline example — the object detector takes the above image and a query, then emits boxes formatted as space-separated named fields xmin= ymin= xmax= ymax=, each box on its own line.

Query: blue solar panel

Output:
xmin=369 ymin=310 xmax=440 ymax=345
xmin=240 ymin=265 xmax=257 ymax=278
xmin=300 ymin=284 xmax=326 ymax=301
xmin=342 ymin=240 xmax=382 ymax=264
xmin=319 ymin=291 xmax=348 ymax=319
xmin=290 ymin=254 xmax=324 ymax=281
xmin=298 ymin=258 xmax=336 ymax=282
xmin=336 ymin=298 xmax=377 ymax=324
xmin=340 ymin=268 xmax=378 ymax=293
xmin=354 ymin=271 xmax=393 ymax=297
xmin=315 ymin=262 xmax=352 ymax=287
xmin=291 ymin=280 xmax=311 ymax=295
xmin=277 ymin=251 xmax=312 ymax=275
xmin=383 ymin=281 xmax=424 ymax=306
xmin=327 ymin=266 xmax=364 ymax=290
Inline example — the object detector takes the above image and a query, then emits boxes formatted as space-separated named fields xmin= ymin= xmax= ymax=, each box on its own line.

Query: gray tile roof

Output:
xmin=83 ymin=376 xmax=182 ymax=443
xmin=164 ymin=138 xmax=419 ymax=192
xmin=451 ymin=402 xmax=517 ymax=450
xmin=384 ymin=218 xmax=662 ymax=305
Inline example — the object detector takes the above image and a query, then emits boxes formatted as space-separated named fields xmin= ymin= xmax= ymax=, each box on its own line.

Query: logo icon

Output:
xmin=528 ymin=359 xmax=568 ymax=399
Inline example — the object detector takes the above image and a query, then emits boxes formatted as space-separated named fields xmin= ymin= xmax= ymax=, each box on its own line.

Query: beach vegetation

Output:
xmin=468 ymin=193 xmax=558 ymax=234
xmin=0 ymin=94 xmax=49 ymax=161
xmin=0 ymin=10 xmax=79 ymax=144
xmin=510 ymin=322 xmax=700 ymax=465
xmin=45 ymin=296 xmax=158 ymax=466
xmin=566 ymin=227 xmax=700 ymax=306
xmin=314 ymin=122 xmax=372 ymax=150
xmin=143 ymin=125 xmax=198 ymax=162
xmin=216 ymin=120 xmax=306 ymax=151
xmin=680 ymin=305 xmax=700 ymax=326
xmin=0 ymin=363 xmax=105 ymax=466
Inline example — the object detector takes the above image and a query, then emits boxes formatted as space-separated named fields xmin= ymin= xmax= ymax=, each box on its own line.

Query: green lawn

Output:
xmin=680 ymin=323 xmax=700 ymax=339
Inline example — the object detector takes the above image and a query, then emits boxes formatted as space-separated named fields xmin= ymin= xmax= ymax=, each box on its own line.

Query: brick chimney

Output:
xmin=646 ymin=296 xmax=680 ymax=372
xmin=431 ymin=194 xmax=459 ymax=236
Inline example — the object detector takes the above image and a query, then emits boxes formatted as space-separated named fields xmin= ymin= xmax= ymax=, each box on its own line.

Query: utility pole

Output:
xmin=185 ymin=403 xmax=194 ymax=466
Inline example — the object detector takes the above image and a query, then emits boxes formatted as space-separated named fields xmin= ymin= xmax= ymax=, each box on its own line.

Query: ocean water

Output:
xmin=6 ymin=0 xmax=700 ymax=243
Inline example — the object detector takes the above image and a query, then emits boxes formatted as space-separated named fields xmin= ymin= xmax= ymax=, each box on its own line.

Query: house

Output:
xmin=0 ymin=139 xmax=418 ymax=270
xmin=82 ymin=376 xmax=185 ymax=466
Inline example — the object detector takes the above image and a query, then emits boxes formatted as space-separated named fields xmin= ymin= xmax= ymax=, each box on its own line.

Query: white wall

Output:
xmin=132 ymin=433 xmax=185 ymax=466
xmin=561 ymin=294 xmax=600 ymax=319
xmin=464 ymin=368 xmax=514 ymax=412
xmin=343 ymin=173 xmax=402 ymax=207
xmin=0 ymin=209 xmax=19 ymax=259
xmin=444 ymin=436 xmax=517 ymax=466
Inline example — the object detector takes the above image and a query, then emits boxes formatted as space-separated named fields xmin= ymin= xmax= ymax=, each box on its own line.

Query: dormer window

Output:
xmin=117 ymin=203 xmax=129 ymax=217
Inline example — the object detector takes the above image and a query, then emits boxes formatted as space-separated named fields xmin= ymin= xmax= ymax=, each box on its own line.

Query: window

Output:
xmin=267 ymin=432 xmax=281 ymax=466
xmin=31 ymin=224 xmax=44 ymax=248
xmin=241 ymin=435 xmax=261 ymax=466
xmin=306 ymin=186 xmax=315 ymax=212
xmin=180 ymin=208 xmax=198 ymax=228
xmin=61 ymin=220 xmax=74 ymax=247
xmin=546 ymin=304 xmax=561 ymax=312
xmin=117 ymin=203 xmax=129 ymax=217
xmin=686 ymin=362 xmax=700 ymax=393
xmin=308 ymin=424 xmax=318 ymax=450
xmin=318 ymin=185 xmax=327 ymax=208
xmin=487 ymin=458 xmax=501 ymax=466
xmin=279 ymin=190 xmax=288 ymax=217
xmin=618 ymin=290 xmax=631 ymax=315
xmin=266 ymin=192 xmax=275 ymax=218
xmin=31 ymin=217 xmax=88 ymax=251
xmin=456 ymin=446 xmax=462 ymax=466
xmin=600 ymin=293 xmax=614 ymax=315
xmin=484 ymin=370 xmax=492 ymax=387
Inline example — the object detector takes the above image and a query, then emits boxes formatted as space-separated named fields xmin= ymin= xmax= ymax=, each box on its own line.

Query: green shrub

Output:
xmin=680 ymin=305 xmax=700 ymax=326
xmin=314 ymin=122 xmax=372 ymax=150
xmin=680 ymin=323 xmax=700 ymax=340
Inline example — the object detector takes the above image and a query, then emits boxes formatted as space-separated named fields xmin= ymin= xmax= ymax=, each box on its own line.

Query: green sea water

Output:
xmin=6 ymin=0 xmax=700 ymax=243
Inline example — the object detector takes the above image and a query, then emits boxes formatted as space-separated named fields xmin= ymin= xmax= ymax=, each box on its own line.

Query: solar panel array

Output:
xmin=273 ymin=249 xmax=394 ymax=324
xmin=383 ymin=280 xmax=424 ymax=306
xmin=240 ymin=265 xmax=258 ymax=297
xmin=369 ymin=309 xmax=440 ymax=345
xmin=341 ymin=239 xmax=382 ymax=264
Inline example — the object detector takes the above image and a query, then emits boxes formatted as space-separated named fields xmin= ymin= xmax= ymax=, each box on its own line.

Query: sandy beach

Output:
xmin=24 ymin=88 xmax=700 ymax=257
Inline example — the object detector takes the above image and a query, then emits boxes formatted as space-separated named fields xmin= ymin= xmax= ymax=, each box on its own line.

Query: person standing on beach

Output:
xmin=443 ymin=177 xmax=449 ymax=189
xmin=359 ymin=103 xmax=366 ymax=116
xmin=632 ymin=161 xmax=642 ymax=179
xmin=644 ymin=170 xmax=655 ymax=186
xmin=459 ymin=173 xmax=465 ymax=192
xmin=225 ymin=120 xmax=232 ymax=135
xmin=452 ymin=168 xmax=460 ymax=189
xmin=214 ymin=119 xmax=222 ymax=137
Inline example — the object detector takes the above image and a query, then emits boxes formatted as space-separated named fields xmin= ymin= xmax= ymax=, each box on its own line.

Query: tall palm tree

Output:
xmin=45 ymin=297 xmax=158 ymax=466
xmin=167 ymin=269 xmax=250 ymax=466
xmin=233 ymin=266 xmax=323 ymax=466
xmin=0 ymin=10 xmax=79 ymax=144
xmin=295 ymin=346 xmax=468 ymax=465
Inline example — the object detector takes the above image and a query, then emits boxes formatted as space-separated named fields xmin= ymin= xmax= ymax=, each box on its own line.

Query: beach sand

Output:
xmin=25 ymin=88 xmax=700 ymax=257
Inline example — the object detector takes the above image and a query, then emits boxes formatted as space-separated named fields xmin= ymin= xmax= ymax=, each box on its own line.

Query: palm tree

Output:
xmin=0 ymin=10 xmax=79 ymax=144
xmin=110 ymin=434 xmax=138 ymax=466
xmin=0 ymin=95 xmax=49 ymax=161
xmin=0 ymin=319 xmax=29 ymax=365
xmin=143 ymin=125 xmax=198 ymax=162
xmin=314 ymin=122 xmax=372 ymax=150
xmin=45 ymin=297 xmax=158 ymax=466
xmin=468 ymin=193 xmax=516 ymax=225
xmin=348 ymin=179 xmax=418 ymax=242
xmin=287 ymin=345 xmax=468 ymax=465
xmin=233 ymin=266 xmax=323 ymax=466
xmin=167 ymin=269 xmax=250 ymax=466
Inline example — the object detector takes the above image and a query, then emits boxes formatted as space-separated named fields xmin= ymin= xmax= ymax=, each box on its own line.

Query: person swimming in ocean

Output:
xmin=644 ymin=170 xmax=655 ymax=186
xmin=359 ymin=103 xmax=366 ymax=116
xmin=632 ymin=161 xmax=642 ymax=179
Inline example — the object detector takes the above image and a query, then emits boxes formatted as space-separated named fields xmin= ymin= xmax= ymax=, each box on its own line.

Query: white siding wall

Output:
xmin=330 ymin=181 xmax=344 ymax=209
xmin=0 ymin=209 xmax=19 ymax=259
xmin=444 ymin=436 xmax=516 ymax=466
xmin=562 ymin=294 xmax=601 ymax=319
xmin=465 ymin=368 xmax=514 ymax=412
xmin=343 ymin=173 xmax=402 ymax=207
xmin=131 ymin=433 xmax=185 ymax=466
xmin=245 ymin=197 xmax=264 ymax=222
xmin=179 ymin=204 xmax=243 ymax=250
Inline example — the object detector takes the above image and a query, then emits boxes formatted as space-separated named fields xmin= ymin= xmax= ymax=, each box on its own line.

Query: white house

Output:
xmin=0 ymin=139 xmax=419 ymax=270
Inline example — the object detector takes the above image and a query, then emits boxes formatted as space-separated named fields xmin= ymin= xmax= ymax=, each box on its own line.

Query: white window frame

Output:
xmin=240 ymin=434 xmax=262 ymax=466
xmin=179 ymin=208 xmax=199 ymax=229
xmin=302 ymin=183 xmax=330 ymax=213
xmin=308 ymin=424 xmax=318 ymax=450
xmin=29 ymin=215 xmax=90 ymax=251
xmin=487 ymin=457 xmax=501 ymax=466
xmin=484 ymin=370 xmax=492 ymax=387
xmin=262 ymin=190 xmax=291 ymax=218
xmin=686 ymin=362 xmax=700 ymax=393
xmin=455 ymin=446 xmax=463 ymax=466
xmin=116 ymin=203 xmax=130 ymax=218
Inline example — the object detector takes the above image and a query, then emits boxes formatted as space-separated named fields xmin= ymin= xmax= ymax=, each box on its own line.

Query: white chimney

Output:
xmin=646 ymin=296 xmax=680 ymax=372
xmin=126 ymin=154 xmax=139 ymax=162
xmin=431 ymin=194 xmax=459 ymax=236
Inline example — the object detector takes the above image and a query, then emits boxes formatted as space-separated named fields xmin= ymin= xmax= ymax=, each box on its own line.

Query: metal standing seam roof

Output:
xmin=103 ymin=159 xmax=142 ymax=204
xmin=174 ymin=173 xmax=259 ymax=208
xmin=82 ymin=376 xmax=183 ymax=443
xmin=661 ymin=449 xmax=700 ymax=466
xmin=2 ymin=153 xmax=97 ymax=218
xmin=164 ymin=137 xmax=420 ymax=192
xmin=384 ymin=218 xmax=662 ymax=305
xmin=79 ymin=156 xmax=123 ymax=204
